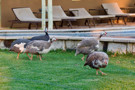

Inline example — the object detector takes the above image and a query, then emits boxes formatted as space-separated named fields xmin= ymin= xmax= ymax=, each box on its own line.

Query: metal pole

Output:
xmin=41 ymin=0 xmax=46 ymax=30
xmin=0 ymin=0 xmax=1 ymax=28
xmin=48 ymin=0 xmax=53 ymax=30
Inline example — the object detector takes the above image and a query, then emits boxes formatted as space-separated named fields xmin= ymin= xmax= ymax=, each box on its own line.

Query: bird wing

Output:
xmin=10 ymin=39 xmax=31 ymax=49
xmin=77 ymin=39 xmax=98 ymax=48
xmin=28 ymin=40 xmax=51 ymax=50
xmin=30 ymin=32 xmax=50 ymax=41
xmin=85 ymin=52 xmax=109 ymax=65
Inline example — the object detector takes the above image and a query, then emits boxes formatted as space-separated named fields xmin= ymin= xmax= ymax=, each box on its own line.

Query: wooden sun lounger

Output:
xmin=10 ymin=7 xmax=61 ymax=29
xmin=102 ymin=3 xmax=135 ymax=25
xmin=69 ymin=8 xmax=115 ymax=27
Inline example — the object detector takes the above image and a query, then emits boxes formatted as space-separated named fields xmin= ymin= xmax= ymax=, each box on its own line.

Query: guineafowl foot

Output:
xmin=30 ymin=54 xmax=33 ymax=60
xmin=96 ymin=72 xmax=98 ymax=75
xmin=81 ymin=55 xmax=85 ymax=61
xmin=39 ymin=55 xmax=42 ymax=61
xmin=112 ymin=52 xmax=117 ymax=57
xmin=99 ymin=70 xmax=107 ymax=75
xmin=101 ymin=73 xmax=107 ymax=75
xmin=27 ymin=54 xmax=33 ymax=60
xmin=96 ymin=69 xmax=99 ymax=75
xmin=16 ymin=56 xmax=19 ymax=60
xmin=26 ymin=53 xmax=32 ymax=60
xmin=16 ymin=53 xmax=20 ymax=60
xmin=81 ymin=58 xmax=84 ymax=61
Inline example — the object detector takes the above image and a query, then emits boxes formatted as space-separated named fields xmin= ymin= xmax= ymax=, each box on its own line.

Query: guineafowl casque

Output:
xmin=84 ymin=51 xmax=109 ymax=75
xmin=75 ymin=31 xmax=107 ymax=61
xmin=9 ymin=29 xmax=50 ymax=59
xmin=25 ymin=38 xmax=57 ymax=61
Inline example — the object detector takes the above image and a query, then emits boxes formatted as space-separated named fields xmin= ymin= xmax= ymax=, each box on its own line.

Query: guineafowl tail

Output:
xmin=75 ymin=52 xmax=79 ymax=56
xmin=84 ymin=63 xmax=88 ymax=66
xmin=9 ymin=46 xmax=13 ymax=51
xmin=9 ymin=48 xmax=12 ymax=51
xmin=75 ymin=53 xmax=77 ymax=56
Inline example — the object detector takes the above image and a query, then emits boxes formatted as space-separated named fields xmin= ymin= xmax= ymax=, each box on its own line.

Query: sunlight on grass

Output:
xmin=0 ymin=49 xmax=135 ymax=89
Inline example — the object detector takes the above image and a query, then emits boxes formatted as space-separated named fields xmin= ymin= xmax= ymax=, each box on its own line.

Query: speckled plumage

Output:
xmin=30 ymin=32 xmax=50 ymax=41
xmin=9 ymin=31 xmax=50 ymax=59
xmin=25 ymin=40 xmax=51 ymax=55
xmin=75 ymin=32 xmax=107 ymax=61
xmin=84 ymin=51 xmax=109 ymax=75
xmin=25 ymin=38 xmax=56 ymax=60
xmin=9 ymin=39 xmax=31 ymax=59
xmin=75 ymin=38 xmax=98 ymax=55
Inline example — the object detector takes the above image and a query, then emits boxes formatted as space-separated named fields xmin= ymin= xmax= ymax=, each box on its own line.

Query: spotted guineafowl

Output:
xmin=75 ymin=31 xmax=107 ymax=61
xmin=84 ymin=51 xmax=109 ymax=75
xmin=25 ymin=38 xmax=57 ymax=61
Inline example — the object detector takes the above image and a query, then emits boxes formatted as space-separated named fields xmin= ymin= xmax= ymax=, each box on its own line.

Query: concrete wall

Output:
xmin=0 ymin=0 xmax=1 ymax=28
xmin=1 ymin=39 xmax=135 ymax=54
xmin=1 ymin=0 xmax=135 ymax=28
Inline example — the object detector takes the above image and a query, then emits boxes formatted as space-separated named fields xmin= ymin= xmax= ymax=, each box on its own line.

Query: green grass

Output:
xmin=0 ymin=49 xmax=135 ymax=90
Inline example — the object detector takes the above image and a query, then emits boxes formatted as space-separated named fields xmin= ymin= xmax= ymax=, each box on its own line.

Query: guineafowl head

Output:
xmin=99 ymin=31 xmax=107 ymax=39
xmin=49 ymin=37 xmax=57 ymax=43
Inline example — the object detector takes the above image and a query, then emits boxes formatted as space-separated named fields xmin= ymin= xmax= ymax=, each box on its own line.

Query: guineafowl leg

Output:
xmin=37 ymin=55 xmax=42 ymax=58
xmin=96 ymin=69 xmax=99 ymax=75
xmin=81 ymin=55 xmax=85 ymax=61
xmin=26 ymin=53 xmax=31 ymax=60
xmin=39 ymin=55 xmax=42 ymax=61
xmin=99 ymin=69 xmax=107 ymax=75
xmin=30 ymin=54 xmax=33 ymax=60
xmin=17 ymin=53 xmax=20 ymax=59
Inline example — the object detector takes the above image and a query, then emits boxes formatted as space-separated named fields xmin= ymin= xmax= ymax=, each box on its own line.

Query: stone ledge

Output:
xmin=1 ymin=35 xmax=135 ymax=43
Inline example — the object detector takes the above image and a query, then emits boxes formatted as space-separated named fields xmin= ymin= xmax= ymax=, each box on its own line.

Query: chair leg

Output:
xmin=28 ymin=23 xmax=32 ymax=29
xmin=36 ymin=23 xmax=38 ymax=29
xmin=109 ymin=19 xmax=113 ymax=26
xmin=87 ymin=19 xmax=91 ymax=28
xmin=92 ymin=19 xmax=96 ymax=27
xmin=117 ymin=17 xmax=120 ymax=23
xmin=85 ymin=19 xmax=88 ymax=25
xmin=122 ymin=17 xmax=127 ymax=25
xmin=10 ymin=22 xmax=14 ymax=28
xmin=53 ymin=22 xmax=57 ymax=29
xmin=60 ymin=20 xmax=64 ymax=27
xmin=132 ymin=17 xmax=135 ymax=22
xmin=67 ymin=20 xmax=72 ymax=29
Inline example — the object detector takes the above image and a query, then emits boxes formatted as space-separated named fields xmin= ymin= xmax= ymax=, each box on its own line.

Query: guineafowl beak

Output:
xmin=105 ymin=32 xmax=107 ymax=35
xmin=102 ymin=31 xmax=107 ymax=36
xmin=104 ymin=60 xmax=108 ymax=65
xmin=53 ymin=38 xmax=57 ymax=41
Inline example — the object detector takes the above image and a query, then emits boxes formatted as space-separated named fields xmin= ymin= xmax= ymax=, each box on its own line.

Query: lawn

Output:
xmin=0 ymin=49 xmax=135 ymax=90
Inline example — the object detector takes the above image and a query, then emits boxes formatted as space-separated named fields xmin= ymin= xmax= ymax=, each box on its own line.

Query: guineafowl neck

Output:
xmin=45 ymin=32 xmax=49 ymax=36
xmin=48 ymin=40 xmax=53 ymax=43
xmin=97 ymin=34 xmax=103 ymax=40
xmin=50 ymin=40 xmax=55 ymax=43
xmin=48 ymin=39 xmax=51 ymax=43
